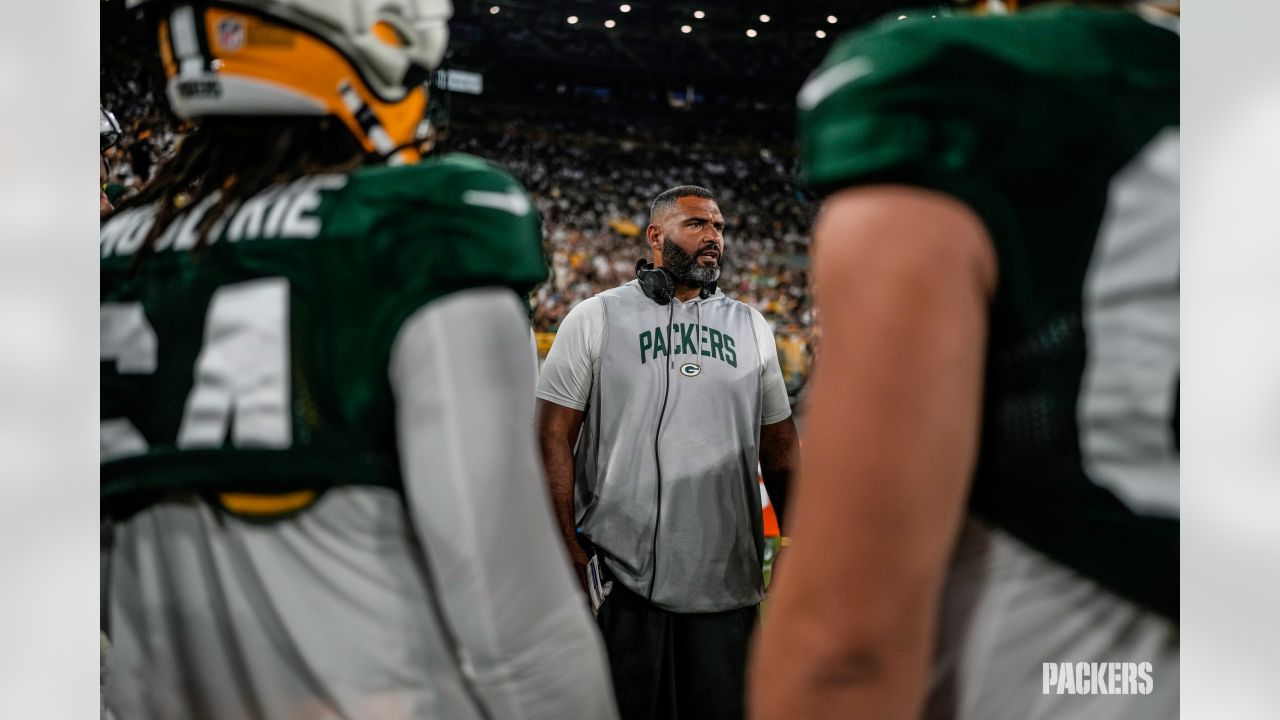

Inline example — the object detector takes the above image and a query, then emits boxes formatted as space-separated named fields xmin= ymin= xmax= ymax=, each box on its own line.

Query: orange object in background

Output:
xmin=760 ymin=478 xmax=780 ymax=538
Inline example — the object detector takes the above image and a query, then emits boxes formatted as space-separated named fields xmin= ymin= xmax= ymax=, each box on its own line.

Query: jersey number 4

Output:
xmin=101 ymin=277 xmax=291 ymax=461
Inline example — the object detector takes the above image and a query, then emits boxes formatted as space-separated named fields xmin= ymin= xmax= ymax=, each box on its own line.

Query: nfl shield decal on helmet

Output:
xmin=216 ymin=17 xmax=245 ymax=52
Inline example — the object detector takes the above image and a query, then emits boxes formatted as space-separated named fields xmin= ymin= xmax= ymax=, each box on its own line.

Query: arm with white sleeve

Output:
xmin=390 ymin=287 xmax=618 ymax=720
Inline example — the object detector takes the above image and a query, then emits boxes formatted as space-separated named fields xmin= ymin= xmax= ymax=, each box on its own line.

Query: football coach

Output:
xmin=536 ymin=185 xmax=799 ymax=720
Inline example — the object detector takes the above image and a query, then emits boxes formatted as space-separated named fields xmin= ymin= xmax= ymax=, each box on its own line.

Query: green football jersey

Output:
xmin=799 ymin=7 xmax=1178 ymax=617
xmin=101 ymin=153 xmax=547 ymax=511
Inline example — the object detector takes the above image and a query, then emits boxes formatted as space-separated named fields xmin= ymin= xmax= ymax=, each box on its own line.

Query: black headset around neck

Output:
xmin=635 ymin=258 xmax=716 ymax=305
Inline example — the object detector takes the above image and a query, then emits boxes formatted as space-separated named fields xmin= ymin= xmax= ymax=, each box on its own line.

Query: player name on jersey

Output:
xmin=100 ymin=174 xmax=349 ymax=257
xmin=101 ymin=154 xmax=549 ymax=505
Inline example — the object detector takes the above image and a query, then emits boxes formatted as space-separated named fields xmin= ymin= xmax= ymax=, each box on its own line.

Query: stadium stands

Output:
xmin=100 ymin=0 xmax=822 ymax=393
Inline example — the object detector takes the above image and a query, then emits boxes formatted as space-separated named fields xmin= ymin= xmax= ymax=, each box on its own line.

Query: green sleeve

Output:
xmin=363 ymin=153 xmax=546 ymax=295
xmin=797 ymin=8 xmax=1176 ymax=314
xmin=798 ymin=17 xmax=1034 ymax=247
xmin=332 ymin=154 xmax=548 ymax=360
xmin=105 ymin=182 xmax=131 ymax=205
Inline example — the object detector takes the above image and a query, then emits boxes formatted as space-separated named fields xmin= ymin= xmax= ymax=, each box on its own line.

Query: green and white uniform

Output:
xmin=101 ymin=155 xmax=618 ymax=720
xmin=800 ymin=6 xmax=1178 ymax=718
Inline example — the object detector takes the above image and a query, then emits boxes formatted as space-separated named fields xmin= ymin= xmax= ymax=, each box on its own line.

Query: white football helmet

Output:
xmin=100 ymin=105 xmax=123 ymax=151
xmin=126 ymin=0 xmax=452 ymax=162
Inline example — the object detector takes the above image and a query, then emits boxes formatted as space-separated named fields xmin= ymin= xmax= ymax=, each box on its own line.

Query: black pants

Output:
xmin=596 ymin=580 xmax=759 ymax=720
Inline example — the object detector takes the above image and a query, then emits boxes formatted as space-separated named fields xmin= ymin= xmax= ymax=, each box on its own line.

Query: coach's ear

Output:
xmin=645 ymin=224 xmax=663 ymax=261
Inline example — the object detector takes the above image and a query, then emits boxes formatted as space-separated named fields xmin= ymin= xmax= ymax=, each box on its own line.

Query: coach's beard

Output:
xmin=662 ymin=237 xmax=723 ymax=288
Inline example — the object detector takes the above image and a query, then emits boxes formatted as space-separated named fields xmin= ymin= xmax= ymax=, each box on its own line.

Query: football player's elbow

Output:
xmin=833 ymin=583 xmax=936 ymax=656
xmin=757 ymin=594 xmax=933 ymax=717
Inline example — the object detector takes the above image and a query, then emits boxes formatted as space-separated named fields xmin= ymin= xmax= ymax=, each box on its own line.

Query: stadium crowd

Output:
xmin=438 ymin=115 xmax=815 ymax=337
xmin=100 ymin=58 xmax=816 ymax=387
xmin=100 ymin=45 xmax=187 ymax=200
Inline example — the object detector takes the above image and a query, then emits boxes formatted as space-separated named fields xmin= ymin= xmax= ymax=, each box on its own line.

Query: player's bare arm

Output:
xmin=536 ymin=398 xmax=590 ymax=591
xmin=749 ymin=185 xmax=996 ymax=720
xmin=758 ymin=416 xmax=798 ymax=525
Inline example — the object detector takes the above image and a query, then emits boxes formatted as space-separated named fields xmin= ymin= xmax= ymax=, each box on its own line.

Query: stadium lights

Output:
xmin=681 ymin=24 xmax=692 ymax=33
xmin=759 ymin=14 xmax=770 ymax=22
xmin=605 ymin=18 xmax=616 ymax=28
xmin=489 ymin=5 xmax=499 ymax=14
xmin=620 ymin=4 xmax=631 ymax=12
xmin=746 ymin=28 xmax=757 ymax=38
xmin=694 ymin=10 xmax=705 ymax=19
xmin=567 ymin=15 xmax=578 ymax=24
xmin=815 ymin=29 xmax=826 ymax=38
xmin=827 ymin=15 xmax=838 ymax=24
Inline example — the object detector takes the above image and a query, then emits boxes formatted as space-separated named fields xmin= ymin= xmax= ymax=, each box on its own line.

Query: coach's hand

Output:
xmin=568 ymin=543 xmax=591 ymax=595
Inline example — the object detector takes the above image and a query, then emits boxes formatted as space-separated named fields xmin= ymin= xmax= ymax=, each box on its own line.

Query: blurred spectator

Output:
xmin=439 ymin=117 xmax=816 ymax=342
xmin=100 ymin=35 xmax=185 ymax=199
xmin=99 ymin=58 xmax=816 ymax=389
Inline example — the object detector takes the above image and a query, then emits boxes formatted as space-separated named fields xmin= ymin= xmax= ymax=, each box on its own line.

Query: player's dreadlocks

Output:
xmin=110 ymin=116 xmax=365 ymax=263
